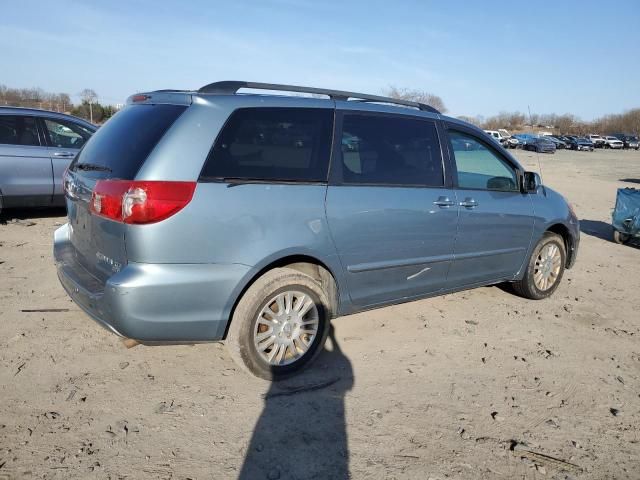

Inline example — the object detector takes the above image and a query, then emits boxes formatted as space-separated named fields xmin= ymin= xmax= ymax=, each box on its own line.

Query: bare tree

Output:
xmin=384 ymin=86 xmax=447 ymax=113
xmin=457 ymin=115 xmax=482 ymax=126
xmin=80 ymin=88 xmax=98 ymax=123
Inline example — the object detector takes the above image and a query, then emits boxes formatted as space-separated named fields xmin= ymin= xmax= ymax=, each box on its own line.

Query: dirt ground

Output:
xmin=1 ymin=148 xmax=639 ymax=480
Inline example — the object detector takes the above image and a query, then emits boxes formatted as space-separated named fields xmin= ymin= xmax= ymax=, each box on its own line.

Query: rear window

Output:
xmin=201 ymin=108 xmax=333 ymax=182
xmin=0 ymin=115 xmax=40 ymax=146
xmin=70 ymin=104 xmax=187 ymax=179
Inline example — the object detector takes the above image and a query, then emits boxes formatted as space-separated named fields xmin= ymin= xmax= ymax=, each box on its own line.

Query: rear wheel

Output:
xmin=512 ymin=233 xmax=566 ymax=300
xmin=226 ymin=267 xmax=332 ymax=380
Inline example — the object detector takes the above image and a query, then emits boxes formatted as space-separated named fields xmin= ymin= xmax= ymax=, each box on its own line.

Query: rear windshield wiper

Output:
xmin=75 ymin=163 xmax=112 ymax=173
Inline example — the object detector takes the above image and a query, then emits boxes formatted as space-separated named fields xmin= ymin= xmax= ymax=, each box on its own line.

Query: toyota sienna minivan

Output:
xmin=54 ymin=81 xmax=579 ymax=379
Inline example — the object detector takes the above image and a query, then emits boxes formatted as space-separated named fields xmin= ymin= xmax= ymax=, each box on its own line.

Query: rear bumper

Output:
xmin=54 ymin=223 xmax=250 ymax=342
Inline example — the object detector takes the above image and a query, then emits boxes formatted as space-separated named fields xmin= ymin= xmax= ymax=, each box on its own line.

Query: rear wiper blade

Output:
xmin=75 ymin=163 xmax=112 ymax=172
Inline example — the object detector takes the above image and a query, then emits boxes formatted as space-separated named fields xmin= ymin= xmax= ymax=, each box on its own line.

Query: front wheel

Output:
xmin=226 ymin=267 xmax=332 ymax=380
xmin=512 ymin=233 xmax=566 ymax=300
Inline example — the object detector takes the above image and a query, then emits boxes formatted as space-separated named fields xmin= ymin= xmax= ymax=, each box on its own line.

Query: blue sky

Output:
xmin=2 ymin=0 xmax=639 ymax=119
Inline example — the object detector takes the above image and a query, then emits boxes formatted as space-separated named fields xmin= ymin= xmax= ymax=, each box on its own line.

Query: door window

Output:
xmin=449 ymin=130 xmax=518 ymax=191
xmin=338 ymin=114 xmax=444 ymax=186
xmin=43 ymin=118 xmax=93 ymax=149
xmin=0 ymin=115 xmax=40 ymax=146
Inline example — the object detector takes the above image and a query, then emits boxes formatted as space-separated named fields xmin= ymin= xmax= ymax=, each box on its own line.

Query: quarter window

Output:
xmin=449 ymin=130 xmax=518 ymax=191
xmin=202 ymin=108 xmax=333 ymax=182
xmin=338 ymin=114 xmax=444 ymax=186
xmin=0 ymin=115 xmax=40 ymax=146
xmin=43 ymin=119 xmax=93 ymax=149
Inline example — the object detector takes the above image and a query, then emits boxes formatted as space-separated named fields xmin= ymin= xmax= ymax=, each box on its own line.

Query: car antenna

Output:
xmin=528 ymin=104 xmax=544 ymax=183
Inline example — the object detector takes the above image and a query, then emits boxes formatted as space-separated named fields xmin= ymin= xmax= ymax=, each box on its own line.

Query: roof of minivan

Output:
xmin=129 ymin=80 xmax=443 ymax=114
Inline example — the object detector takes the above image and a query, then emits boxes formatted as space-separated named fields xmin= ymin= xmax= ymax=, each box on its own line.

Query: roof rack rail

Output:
xmin=197 ymin=81 xmax=441 ymax=114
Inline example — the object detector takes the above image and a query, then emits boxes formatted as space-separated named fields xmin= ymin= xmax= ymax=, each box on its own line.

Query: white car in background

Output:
xmin=603 ymin=136 xmax=624 ymax=149
xmin=484 ymin=129 xmax=519 ymax=148
xmin=587 ymin=134 xmax=605 ymax=148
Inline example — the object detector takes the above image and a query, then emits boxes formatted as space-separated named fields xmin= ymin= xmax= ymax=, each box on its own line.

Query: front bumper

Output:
xmin=54 ymin=223 xmax=250 ymax=342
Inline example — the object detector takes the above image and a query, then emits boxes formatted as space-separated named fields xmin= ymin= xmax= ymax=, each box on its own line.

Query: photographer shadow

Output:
xmin=239 ymin=328 xmax=353 ymax=480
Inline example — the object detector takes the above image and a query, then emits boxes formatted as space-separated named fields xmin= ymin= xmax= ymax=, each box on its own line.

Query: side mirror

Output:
xmin=523 ymin=171 xmax=542 ymax=193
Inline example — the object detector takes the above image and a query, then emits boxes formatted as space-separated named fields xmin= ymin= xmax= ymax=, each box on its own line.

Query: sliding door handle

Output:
xmin=433 ymin=196 xmax=455 ymax=207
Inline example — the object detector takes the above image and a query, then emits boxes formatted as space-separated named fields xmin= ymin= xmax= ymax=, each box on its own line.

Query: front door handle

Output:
xmin=53 ymin=151 xmax=75 ymax=158
xmin=459 ymin=198 xmax=478 ymax=208
xmin=433 ymin=196 xmax=455 ymax=207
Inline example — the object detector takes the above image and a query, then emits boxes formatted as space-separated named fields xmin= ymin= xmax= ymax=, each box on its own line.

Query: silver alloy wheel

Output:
xmin=253 ymin=290 xmax=320 ymax=366
xmin=533 ymin=243 xmax=562 ymax=291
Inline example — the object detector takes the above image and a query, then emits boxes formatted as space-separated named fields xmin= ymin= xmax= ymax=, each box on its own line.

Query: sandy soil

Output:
xmin=1 ymin=148 xmax=639 ymax=480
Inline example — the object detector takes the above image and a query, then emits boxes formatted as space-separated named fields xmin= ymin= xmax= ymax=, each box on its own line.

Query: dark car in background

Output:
xmin=612 ymin=134 xmax=639 ymax=150
xmin=624 ymin=136 xmax=639 ymax=150
xmin=564 ymin=136 xmax=594 ymax=151
xmin=544 ymin=136 xmax=567 ymax=149
xmin=512 ymin=133 xmax=536 ymax=148
xmin=0 ymin=107 xmax=96 ymax=213
xmin=523 ymin=137 xmax=556 ymax=153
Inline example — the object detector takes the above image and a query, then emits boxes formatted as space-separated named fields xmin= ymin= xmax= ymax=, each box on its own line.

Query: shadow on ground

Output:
xmin=580 ymin=219 xmax=613 ymax=241
xmin=580 ymin=219 xmax=639 ymax=248
xmin=239 ymin=328 xmax=353 ymax=479
xmin=0 ymin=207 xmax=66 ymax=224
xmin=619 ymin=178 xmax=640 ymax=185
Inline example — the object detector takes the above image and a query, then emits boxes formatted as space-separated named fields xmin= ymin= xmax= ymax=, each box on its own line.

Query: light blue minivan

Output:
xmin=54 ymin=82 xmax=579 ymax=379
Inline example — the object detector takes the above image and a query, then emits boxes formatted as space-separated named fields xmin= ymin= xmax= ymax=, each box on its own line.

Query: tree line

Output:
xmin=387 ymin=87 xmax=639 ymax=135
xmin=2 ymin=83 xmax=638 ymax=134
xmin=459 ymin=110 xmax=640 ymax=135
xmin=0 ymin=85 xmax=119 ymax=124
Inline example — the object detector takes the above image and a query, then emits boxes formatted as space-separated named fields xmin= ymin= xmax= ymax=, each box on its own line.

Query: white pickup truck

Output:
xmin=484 ymin=130 xmax=519 ymax=148
xmin=603 ymin=136 xmax=624 ymax=149
xmin=586 ymin=134 xmax=605 ymax=148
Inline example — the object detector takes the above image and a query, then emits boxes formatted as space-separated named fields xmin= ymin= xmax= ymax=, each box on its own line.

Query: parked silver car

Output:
xmin=0 ymin=107 xmax=96 ymax=213
xmin=54 ymin=81 xmax=579 ymax=380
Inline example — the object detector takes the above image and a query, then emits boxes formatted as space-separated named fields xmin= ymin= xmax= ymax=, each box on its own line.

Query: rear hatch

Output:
xmin=65 ymin=102 xmax=188 ymax=283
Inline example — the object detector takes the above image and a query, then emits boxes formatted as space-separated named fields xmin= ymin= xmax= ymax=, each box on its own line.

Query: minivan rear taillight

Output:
xmin=90 ymin=180 xmax=196 ymax=224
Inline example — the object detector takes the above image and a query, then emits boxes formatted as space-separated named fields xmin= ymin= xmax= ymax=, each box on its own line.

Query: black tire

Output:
xmin=613 ymin=229 xmax=631 ymax=245
xmin=226 ymin=267 xmax=332 ymax=380
xmin=512 ymin=233 xmax=566 ymax=300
